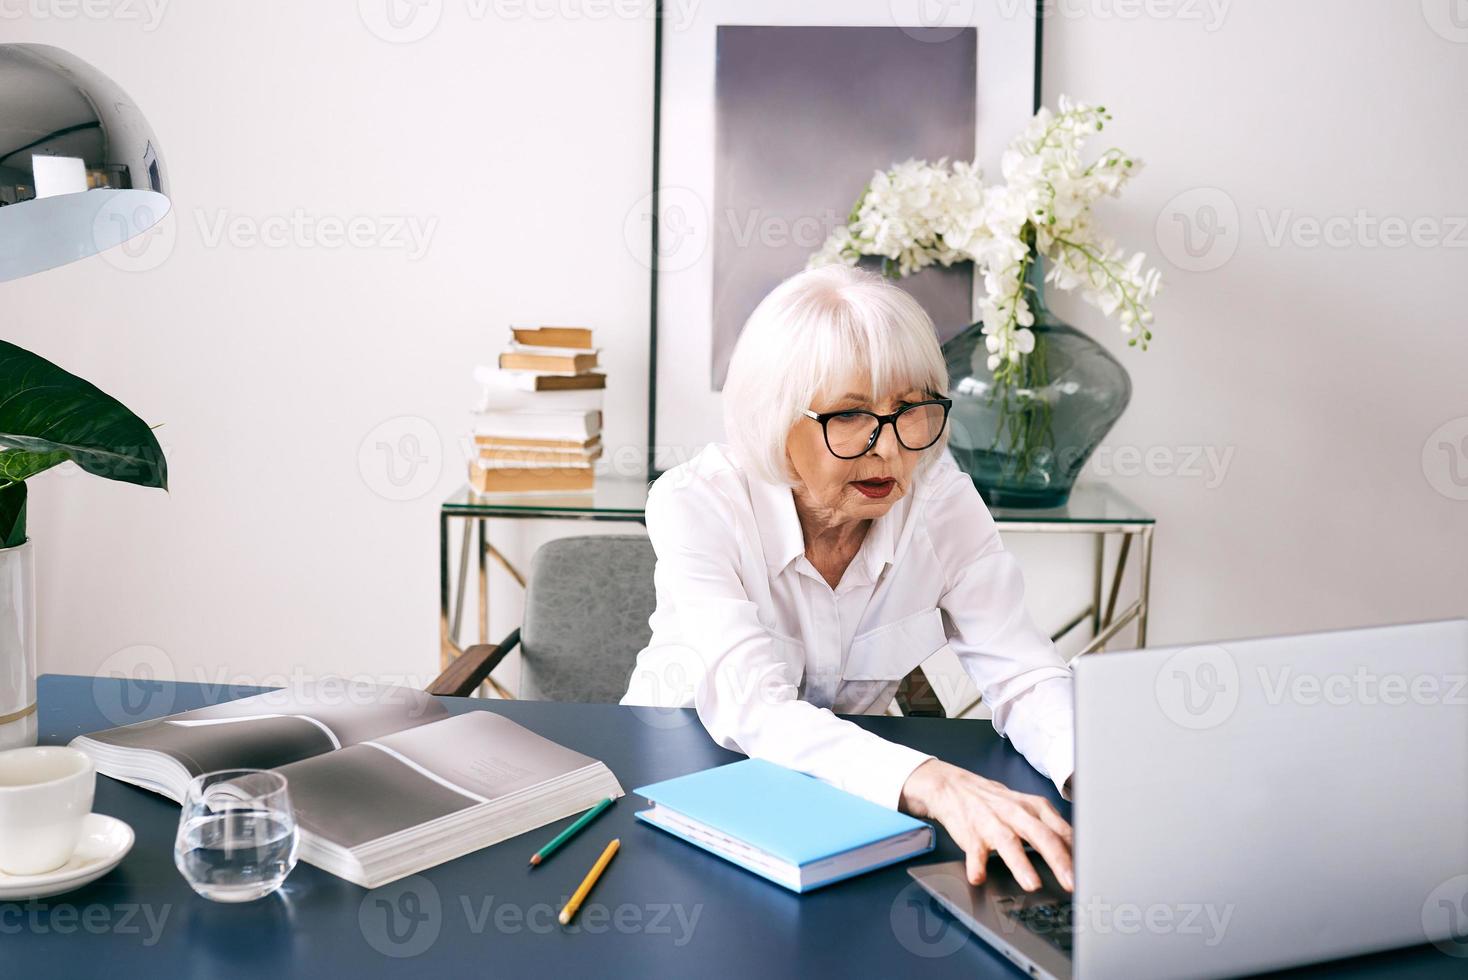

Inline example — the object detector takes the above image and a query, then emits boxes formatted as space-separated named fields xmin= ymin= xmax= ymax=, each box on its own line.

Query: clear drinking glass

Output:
xmin=174 ymin=769 xmax=299 ymax=902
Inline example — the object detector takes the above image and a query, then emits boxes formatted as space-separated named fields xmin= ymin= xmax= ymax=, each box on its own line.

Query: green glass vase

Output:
xmin=941 ymin=285 xmax=1132 ymax=509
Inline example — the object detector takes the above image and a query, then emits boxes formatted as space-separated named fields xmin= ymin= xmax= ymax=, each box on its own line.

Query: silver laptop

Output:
xmin=909 ymin=618 xmax=1468 ymax=979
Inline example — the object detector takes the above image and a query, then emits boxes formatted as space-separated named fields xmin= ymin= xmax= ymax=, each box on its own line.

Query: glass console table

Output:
xmin=439 ymin=478 xmax=1155 ymax=698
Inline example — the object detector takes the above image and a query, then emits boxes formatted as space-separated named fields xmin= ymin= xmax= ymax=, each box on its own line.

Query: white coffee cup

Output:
xmin=0 ymin=746 xmax=96 ymax=875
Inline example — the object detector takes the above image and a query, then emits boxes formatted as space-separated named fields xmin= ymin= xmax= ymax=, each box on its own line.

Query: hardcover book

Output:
xmin=634 ymin=759 xmax=934 ymax=893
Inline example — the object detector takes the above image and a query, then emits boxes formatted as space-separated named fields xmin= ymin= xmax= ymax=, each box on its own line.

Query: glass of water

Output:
xmin=174 ymin=769 xmax=299 ymax=902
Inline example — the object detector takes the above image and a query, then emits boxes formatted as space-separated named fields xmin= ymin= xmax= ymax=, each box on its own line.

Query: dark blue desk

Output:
xmin=9 ymin=675 xmax=1458 ymax=979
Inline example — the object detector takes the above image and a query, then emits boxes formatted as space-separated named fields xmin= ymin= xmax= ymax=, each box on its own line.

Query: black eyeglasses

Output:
xmin=801 ymin=398 xmax=953 ymax=460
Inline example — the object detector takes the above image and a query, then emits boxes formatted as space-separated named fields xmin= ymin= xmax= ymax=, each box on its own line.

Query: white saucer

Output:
xmin=0 ymin=814 xmax=135 ymax=899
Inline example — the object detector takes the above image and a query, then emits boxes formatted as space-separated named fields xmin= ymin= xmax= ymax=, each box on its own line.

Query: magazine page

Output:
xmin=275 ymin=710 xmax=613 ymax=850
xmin=76 ymin=678 xmax=446 ymax=778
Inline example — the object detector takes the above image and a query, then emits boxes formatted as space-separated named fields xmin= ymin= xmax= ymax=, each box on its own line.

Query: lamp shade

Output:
xmin=0 ymin=44 xmax=170 ymax=282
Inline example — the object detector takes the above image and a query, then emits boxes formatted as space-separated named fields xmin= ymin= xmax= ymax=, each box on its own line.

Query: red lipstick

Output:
xmin=851 ymin=477 xmax=895 ymax=499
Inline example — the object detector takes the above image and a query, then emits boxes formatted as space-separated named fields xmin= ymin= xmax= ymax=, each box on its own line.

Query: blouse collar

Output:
xmin=747 ymin=474 xmax=901 ymax=586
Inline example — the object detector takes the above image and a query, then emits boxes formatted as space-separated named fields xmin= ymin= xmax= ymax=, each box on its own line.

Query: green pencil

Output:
xmin=529 ymin=797 xmax=614 ymax=867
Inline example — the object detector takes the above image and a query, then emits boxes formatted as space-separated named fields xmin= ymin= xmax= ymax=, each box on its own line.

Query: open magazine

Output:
xmin=71 ymin=678 xmax=624 ymax=888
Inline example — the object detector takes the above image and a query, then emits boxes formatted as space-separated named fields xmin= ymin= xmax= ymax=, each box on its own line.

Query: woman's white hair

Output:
xmin=722 ymin=263 xmax=950 ymax=487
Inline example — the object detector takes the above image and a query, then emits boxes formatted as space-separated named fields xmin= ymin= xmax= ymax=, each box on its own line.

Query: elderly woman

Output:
xmin=622 ymin=264 xmax=1075 ymax=893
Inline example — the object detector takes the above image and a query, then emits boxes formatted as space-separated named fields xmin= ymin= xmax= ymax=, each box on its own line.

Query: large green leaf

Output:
xmin=0 ymin=448 xmax=70 ymax=484
xmin=0 ymin=340 xmax=167 ymax=490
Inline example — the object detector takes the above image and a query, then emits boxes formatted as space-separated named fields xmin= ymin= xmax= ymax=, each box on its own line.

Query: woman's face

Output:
xmin=785 ymin=370 xmax=932 ymax=526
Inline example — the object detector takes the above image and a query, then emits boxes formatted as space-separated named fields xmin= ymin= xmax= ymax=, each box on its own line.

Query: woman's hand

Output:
xmin=899 ymin=758 xmax=1074 ymax=892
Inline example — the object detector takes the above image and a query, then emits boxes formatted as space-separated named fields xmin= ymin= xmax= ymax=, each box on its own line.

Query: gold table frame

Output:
xmin=439 ymin=479 xmax=1156 ymax=701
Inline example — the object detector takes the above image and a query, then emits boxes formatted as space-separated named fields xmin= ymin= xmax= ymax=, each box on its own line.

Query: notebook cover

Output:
xmin=633 ymin=759 xmax=934 ymax=881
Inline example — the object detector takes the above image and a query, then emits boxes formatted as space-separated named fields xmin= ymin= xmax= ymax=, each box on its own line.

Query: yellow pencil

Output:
xmin=558 ymin=838 xmax=620 ymax=926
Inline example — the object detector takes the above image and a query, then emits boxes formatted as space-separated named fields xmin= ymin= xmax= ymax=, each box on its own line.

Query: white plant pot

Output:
xmin=0 ymin=540 xmax=37 ymax=750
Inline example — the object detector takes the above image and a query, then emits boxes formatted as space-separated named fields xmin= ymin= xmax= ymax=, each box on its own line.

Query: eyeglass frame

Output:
xmin=800 ymin=398 xmax=954 ymax=460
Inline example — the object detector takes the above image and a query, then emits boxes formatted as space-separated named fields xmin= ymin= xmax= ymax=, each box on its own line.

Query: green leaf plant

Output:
xmin=0 ymin=340 xmax=167 ymax=548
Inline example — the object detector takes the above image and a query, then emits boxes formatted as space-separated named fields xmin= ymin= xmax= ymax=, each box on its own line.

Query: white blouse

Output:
xmin=621 ymin=442 xmax=1075 ymax=810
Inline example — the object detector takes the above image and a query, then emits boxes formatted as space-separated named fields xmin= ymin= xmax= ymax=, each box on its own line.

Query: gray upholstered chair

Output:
xmin=428 ymin=535 xmax=657 ymax=702
xmin=426 ymin=533 xmax=943 ymax=715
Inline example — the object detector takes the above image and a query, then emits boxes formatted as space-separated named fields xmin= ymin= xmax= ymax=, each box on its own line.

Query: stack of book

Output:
xmin=469 ymin=325 xmax=604 ymax=495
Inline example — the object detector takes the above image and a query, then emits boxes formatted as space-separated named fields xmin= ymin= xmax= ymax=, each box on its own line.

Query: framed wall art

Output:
xmin=646 ymin=0 xmax=1042 ymax=476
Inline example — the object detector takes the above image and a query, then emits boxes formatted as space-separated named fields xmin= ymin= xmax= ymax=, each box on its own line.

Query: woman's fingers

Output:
xmin=918 ymin=766 xmax=1076 ymax=894
xmin=988 ymin=828 xmax=1043 ymax=891
xmin=1008 ymin=809 xmax=1075 ymax=892
xmin=964 ymin=835 xmax=990 ymax=886
xmin=1025 ymin=795 xmax=1074 ymax=845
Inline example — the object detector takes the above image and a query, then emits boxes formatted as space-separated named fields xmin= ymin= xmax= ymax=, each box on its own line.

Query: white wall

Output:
xmin=6 ymin=2 xmax=655 ymax=690
xmin=4 ymin=2 xmax=1465 ymax=695
xmin=1042 ymin=0 xmax=1468 ymax=643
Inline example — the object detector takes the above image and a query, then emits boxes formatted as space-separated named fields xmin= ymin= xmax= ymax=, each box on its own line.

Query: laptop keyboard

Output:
xmin=1007 ymin=900 xmax=1075 ymax=954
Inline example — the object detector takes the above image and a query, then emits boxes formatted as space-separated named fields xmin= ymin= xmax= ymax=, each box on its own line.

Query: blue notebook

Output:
xmin=633 ymin=759 xmax=935 ymax=893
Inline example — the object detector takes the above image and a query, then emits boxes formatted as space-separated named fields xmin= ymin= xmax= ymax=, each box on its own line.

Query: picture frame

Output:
xmin=645 ymin=0 xmax=1042 ymax=478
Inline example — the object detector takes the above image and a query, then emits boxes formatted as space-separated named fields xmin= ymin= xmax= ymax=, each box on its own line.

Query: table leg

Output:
xmin=470 ymin=517 xmax=519 ymax=701
xmin=477 ymin=518 xmax=488 ymax=646
xmin=1137 ymin=524 xmax=1155 ymax=647
xmin=1091 ymin=533 xmax=1104 ymax=639
xmin=1103 ymin=532 xmax=1132 ymax=629
xmin=439 ymin=511 xmax=454 ymax=671
xmin=451 ymin=516 xmax=471 ymax=645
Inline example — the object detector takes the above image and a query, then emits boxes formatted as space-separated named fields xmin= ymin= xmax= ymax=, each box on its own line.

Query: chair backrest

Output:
xmin=518 ymin=534 xmax=657 ymax=703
